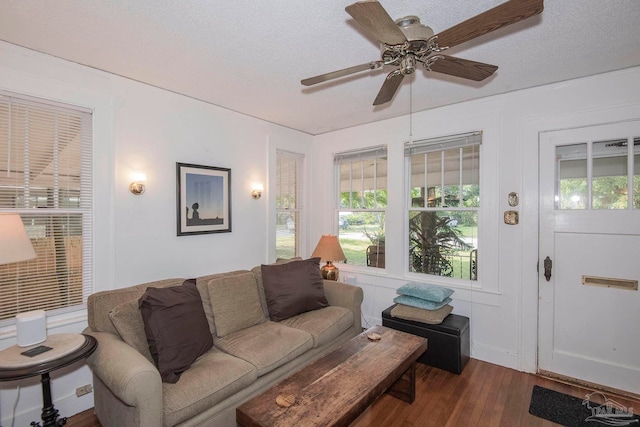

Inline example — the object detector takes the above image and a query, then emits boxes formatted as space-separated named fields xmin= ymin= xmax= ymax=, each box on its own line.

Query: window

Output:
xmin=406 ymin=132 xmax=480 ymax=280
xmin=335 ymin=146 xmax=387 ymax=268
xmin=276 ymin=150 xmax=304 ymax=259
xmin=556 ymin=137 xmax=640 ymax=210
xmin=0 ymin=91 xmax=92 ymax=322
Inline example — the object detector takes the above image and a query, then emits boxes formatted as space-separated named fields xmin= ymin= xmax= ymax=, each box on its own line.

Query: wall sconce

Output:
xmin=251 ymin=182 xmax=264 ymax=199
xmin=130 ymin=172 xmax=147 ymax=195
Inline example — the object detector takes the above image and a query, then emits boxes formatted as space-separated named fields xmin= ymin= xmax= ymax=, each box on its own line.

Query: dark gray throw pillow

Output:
xmin=139 ymin=279 xmax=213 ymax=383
xmin=260 ymin=257 xmax=328 ymax=322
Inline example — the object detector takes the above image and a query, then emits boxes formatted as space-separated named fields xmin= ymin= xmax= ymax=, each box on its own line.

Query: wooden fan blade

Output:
xmin=301 ymin=61 xmax=382 ymax=86
xmin=427 ymin=55 xmax=498 ymax=81
xmin=373 ymin=72 xmax=404 ymax=105
xmin=345 ymin=1 xmax=407 ymax=46
xmin=435 ymin=0 xmax=543 ymax=49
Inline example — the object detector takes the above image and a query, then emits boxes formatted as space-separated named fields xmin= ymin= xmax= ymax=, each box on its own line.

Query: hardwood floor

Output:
xmin=66 ymin=358 xmax=639 ymax=426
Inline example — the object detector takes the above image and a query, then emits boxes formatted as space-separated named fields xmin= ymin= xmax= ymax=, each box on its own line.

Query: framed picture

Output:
xmin=176 ymin=163 xmax=231 ymax=236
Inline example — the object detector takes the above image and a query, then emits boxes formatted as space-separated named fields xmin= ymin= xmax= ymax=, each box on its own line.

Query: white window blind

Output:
xmin=276 ymin=150 xmax=304 ymax=258
xmin=0 ymin=91 xmax=92 ymax=322
xmin=276 ymin=150 xmax=304 ymax=210
xmin=336 ymin=145 xmax=388 ymax=210
xmin=404 ymin=131 xmax=482 ymax=156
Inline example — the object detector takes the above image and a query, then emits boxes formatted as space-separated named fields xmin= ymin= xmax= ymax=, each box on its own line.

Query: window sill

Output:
xmin=337 ymin=265 xmax=502 ymax=307
xmin=0 ymin=308 xmax=88 ymax=343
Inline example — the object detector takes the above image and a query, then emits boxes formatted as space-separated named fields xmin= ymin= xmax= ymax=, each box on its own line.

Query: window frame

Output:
xmin=0 ymin=90 xmax=93 ymax=324
xmin=334 ymin=145 xmax=388 ymax=269
xmin=405 ymin=132 xmax=481 ymax=283
xmin=275 ymin=149 xmax=305 ymax=259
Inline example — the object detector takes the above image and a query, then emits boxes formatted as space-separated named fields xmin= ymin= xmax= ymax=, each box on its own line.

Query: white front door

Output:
xmin=538 ymin=120 xmax=640 ymax=394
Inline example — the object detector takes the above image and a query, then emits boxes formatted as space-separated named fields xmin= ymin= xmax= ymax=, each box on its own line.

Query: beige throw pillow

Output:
xmin=109 ymin=298 xmax=154 ymax=363
xmin=207 ymin=272 xmax=266 ymax=337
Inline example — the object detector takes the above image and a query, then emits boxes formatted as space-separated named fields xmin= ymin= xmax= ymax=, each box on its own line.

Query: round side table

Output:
xmin=0 ymin=333 xmax=97 ymax=427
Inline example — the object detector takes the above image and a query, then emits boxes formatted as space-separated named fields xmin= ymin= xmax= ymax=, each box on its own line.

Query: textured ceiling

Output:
xmin=1 ymin=1 xmax=639 ymax=135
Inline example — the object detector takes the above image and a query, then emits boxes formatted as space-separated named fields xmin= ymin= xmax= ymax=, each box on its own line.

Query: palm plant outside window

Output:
xmin=335 ymin=146 xmax=387 ymax=268
xmin=406 ymin=133 xmax=480 ymax=280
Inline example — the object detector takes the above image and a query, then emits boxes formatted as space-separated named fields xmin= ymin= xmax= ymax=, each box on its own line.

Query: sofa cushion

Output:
xmin=139 ymin=280 xmax=214 ymax=383
xmin=205 ymin=272 xmax=266 ymax=338
xmin=162 ymin=348 xmax=257 ymax=427
xmin=281 ymin=306 xmax=354 ymax=348
xmin=215 ymin=321 xmax=313 ymax=376
xmin=260 ymin=257 xmax=328 ymax=322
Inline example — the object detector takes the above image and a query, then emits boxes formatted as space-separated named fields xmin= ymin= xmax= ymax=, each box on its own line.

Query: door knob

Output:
xmin=544 ymin=256 xmax=552 ymax=282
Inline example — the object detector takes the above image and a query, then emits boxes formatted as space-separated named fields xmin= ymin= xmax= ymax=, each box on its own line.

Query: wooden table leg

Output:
xmin=387 ymin=363 xmax=416 ymax=403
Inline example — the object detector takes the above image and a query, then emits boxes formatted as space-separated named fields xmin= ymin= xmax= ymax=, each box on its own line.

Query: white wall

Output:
xmin=311 ymin=66 xmax=640 ymax=373
xmin=0 ymin=41 xmax=311 ymax=426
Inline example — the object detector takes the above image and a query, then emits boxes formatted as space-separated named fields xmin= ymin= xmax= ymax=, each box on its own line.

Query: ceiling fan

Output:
xmin=301 ymin=0 xmax=544 ymax=105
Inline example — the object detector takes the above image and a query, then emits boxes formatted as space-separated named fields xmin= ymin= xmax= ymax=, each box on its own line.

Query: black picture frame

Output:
xmin=176 ymin=162 xmax=231 ymax=236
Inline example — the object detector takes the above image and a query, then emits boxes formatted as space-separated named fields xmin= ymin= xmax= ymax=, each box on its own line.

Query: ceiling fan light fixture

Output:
xmin=394 ymin=16 xmax=434 ymax=42
xmin=400 ymin=55 xmax=417 ymax=75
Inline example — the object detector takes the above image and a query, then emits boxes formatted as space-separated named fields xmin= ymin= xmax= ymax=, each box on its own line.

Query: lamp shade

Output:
xmin=0 ymin=214 xmax=36 ymax=265
xmin=311 ymin=235 xmax=346 ymax=262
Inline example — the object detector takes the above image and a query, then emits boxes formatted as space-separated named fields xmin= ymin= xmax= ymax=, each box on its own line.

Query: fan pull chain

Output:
xmin=409 ymin=78 xmax=413 ymax=144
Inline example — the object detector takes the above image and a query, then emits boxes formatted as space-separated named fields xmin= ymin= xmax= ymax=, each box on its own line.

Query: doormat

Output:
xmin=528 ymin=385 xmax=639 ymax=426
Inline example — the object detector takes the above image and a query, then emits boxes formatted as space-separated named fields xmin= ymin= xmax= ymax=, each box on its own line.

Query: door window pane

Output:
xmin=592 ymin=140 xmax=628 ymax=209
xmin=557 ymin=143 xmax=588 ymax=209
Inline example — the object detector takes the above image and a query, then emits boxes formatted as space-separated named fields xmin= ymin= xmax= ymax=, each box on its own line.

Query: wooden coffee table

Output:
xmin=236 ymin=325 xmax=428 ymax=427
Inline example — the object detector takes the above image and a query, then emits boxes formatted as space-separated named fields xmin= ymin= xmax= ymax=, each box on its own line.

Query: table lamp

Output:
xmin=311 ymin=234 xmax=346 ymax=281
xmin=0 ymin=214 xmax=42 ymax=346
xmin=0 ymin=213 xmax=36 ymax=264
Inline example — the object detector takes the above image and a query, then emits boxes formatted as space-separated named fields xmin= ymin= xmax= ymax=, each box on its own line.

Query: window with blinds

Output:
xmin=335 ymin=146 xmax=387 ymax=268
xmin=0 ymin=91 xmax=92 ymax=322
xmin=276 ymin=150 xmax=304 ymax=259
xmin=406 ymin=132 xmax=480 ymax=280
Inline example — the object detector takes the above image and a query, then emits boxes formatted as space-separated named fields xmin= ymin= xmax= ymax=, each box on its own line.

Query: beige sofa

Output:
xmin=84 ymin=265 xmax=363 ymax=427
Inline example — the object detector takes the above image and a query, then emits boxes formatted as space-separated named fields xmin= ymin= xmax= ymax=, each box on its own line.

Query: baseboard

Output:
xmin=470 ymin=341 xmax=519 ymax=370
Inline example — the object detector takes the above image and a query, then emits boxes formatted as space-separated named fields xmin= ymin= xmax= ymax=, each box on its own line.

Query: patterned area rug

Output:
xmin=528 ymin=385 xmax=639 ymax=427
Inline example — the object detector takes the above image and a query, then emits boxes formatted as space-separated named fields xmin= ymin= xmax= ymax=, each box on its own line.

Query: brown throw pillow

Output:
xmin=260 ymin=257 xmax=328 ymax=322
xmin=139 ymin=279 xmax=213 ymax=383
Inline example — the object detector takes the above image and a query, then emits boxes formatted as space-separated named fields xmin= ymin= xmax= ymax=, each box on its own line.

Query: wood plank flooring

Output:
xmin=66 ymin=358 xmax=640 ymax=426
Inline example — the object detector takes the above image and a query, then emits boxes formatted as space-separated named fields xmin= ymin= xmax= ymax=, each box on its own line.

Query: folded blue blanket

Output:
xmin=393 ymin=295 xmax=452 ymax=311
xmin=396 ymin=282 xmax=454 ymax=303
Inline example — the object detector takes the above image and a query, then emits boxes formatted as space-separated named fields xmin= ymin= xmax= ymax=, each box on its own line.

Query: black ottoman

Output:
xmin=382 ymin=304 xmax=470 ymax=374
